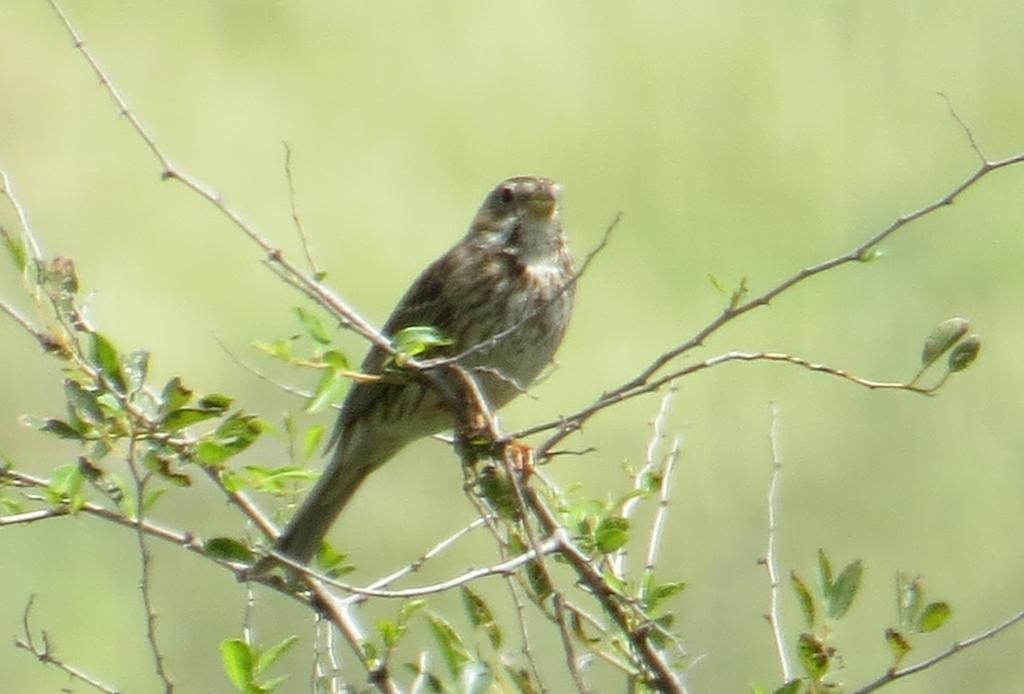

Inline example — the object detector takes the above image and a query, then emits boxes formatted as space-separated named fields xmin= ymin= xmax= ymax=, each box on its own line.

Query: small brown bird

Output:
xmin=271 ymin=176 xmax=575 ymax=565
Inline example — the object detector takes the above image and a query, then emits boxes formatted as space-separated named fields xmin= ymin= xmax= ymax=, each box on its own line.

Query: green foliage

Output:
xmin=912 ymin=317 xmax=983 ymax=388
xmin=886 ymin=572 xmax=953 ymax=666
xmin=390 ymin=325 xmax=454 ymax=365
xmin=220 ymin=635 xmax=298 ymax=693
xmin=786 ymin=550 xmax=864 ymax=689
xmin=921 ymin=318 xmax=969 ymax=368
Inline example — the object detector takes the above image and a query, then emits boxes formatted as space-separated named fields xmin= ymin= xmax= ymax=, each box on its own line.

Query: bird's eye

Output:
xmin=499 ymin=185 xmax=515 ymax=204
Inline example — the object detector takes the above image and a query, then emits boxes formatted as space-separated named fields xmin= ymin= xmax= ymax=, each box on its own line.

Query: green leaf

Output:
xmin=89 ymin=332 xmax=126 ymax=392
xmin=461 ymin=586 xmax=502 ymax=648
xmin=921 ymin=317 xmax=969 ymax=367
xmin=161 ymin=407 xmax=221 ymax=431
xmin=254 ymin=635 xmax=298 ymax=674
xmin=947 ymin=335 xmax=981 ymax=373
xmin=36 ymin=417 xmax=86 ymax=440
xmin=427 ymin=613 xmax=471 ymax=679
xmin=294 ymin=306 xmax=332 ymax=344
xmin=159 ymin=377 xmax=193 ymax=416
xmin=65 ymin=380 xmax=104 ymax=428
xmin=569 ymin=611 xmax=601 ymax=644
xmin=252 ymin=338 xmax=298 ymax=362
xmin=884 ymin=627 xmax=912 ymax=664
xmin=399 ymin=599 xmax=427 ymax=623
xmin=160 ymin=395 xmax=231 ymax=431
xmin=916 ymin=601 xmax=952 ymax=633
xmin=242 ymin=465 xmax=316 ymax=494
xmin=196 ymin=413 xmax=265 ymax=465
xmin=123 ymin=350 xmax=150 ymax=393
xmin=144 ymin=451 xmax=192 ymax=487
xmin=197 ymin=394 xmax=233 ymax=412
xmin=645 ymin=580 xmax=687 ymax=611
xmin=857 ymin=247 xmax=886 ymax=263
xmin=315 ymin=543 xmax=355 ymax=577
xmin=796 ymin=632 xmax=829 ymax=680
xmin=827 ymin=559 xmax=862 ymax=619
xmin=305 ymin=367 xmax=349 ymax=414
xmin=1 ymin=227 xmax=28 ymax=272
xmin=772 ymin=681 xmax=803 ymax=694
xmin=391 ymin=325 xmax=453 ymax=362
xmin=791 ymin=571 xmax=816 ymax=629
xmin=49 ymin=463 xmax=86 ymax=509
xmin=377 ymin=620 xmax=404 ymax=649
xmin=206 ymin=537 xmax=255 ymax=563
xmin=141 ymin=487 xmax=166 ymax=514
xmin=476 ymin=465 xmax=518 ymax=519
xmin=321 ymin=349 xmax=349 ymax=369
xmin=221 ymin=638 xmax=254 ymax=690
xmin=302 ymin=425 xmax=326 ymax=460
xmin=896 ymin=572 xmax=923 ymax=632
xmin=817 ymin=548 xmax=834 ymax=596
xmin=595 ymin=515 xmax=630 ymax=553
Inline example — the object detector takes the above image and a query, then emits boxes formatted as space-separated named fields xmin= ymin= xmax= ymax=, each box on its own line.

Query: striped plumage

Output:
xmin=271 ymin=176 xmax=574 ymax=565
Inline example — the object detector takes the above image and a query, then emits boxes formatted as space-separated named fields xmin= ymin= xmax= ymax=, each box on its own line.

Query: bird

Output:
xmin=268 ymin=176 xmax=575 ymax=566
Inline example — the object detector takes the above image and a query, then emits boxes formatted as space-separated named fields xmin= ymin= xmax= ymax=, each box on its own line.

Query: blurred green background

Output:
xmin=3 ymin=1 xmax=1023 ymax=692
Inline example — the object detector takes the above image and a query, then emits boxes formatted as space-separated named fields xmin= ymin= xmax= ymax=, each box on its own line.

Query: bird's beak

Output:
xmin=526 ymin=181 xmax=560 ymax=218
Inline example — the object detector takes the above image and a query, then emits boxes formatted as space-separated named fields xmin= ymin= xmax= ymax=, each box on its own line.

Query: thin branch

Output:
xmin=938 ymin=92 xmax=985 ymax=162
xmin=0 ymin=168 xmax=44 ymax=261
xmin=0 ymin=297 xmax=57 ymax=352
xmin=522 ymin=148 xmax=1024 ymax=455
xmin=523 ymin=486 xmax=688 ymax=693
xmin=124 ymin=437 xmax=174 ymax=693
xmin=343 ymin=517 xmax=491 ymax=606
xmin=613 ymin=384 xmax=677 ymax=578
xmin=282 ymin=142 xmax=320 ymax=276
xmin=213 ymin=333 xmax=316 ymax=401
xmin=851 ymin=608 xmax=1024 ymax=694
xmin=504 ymin=576 xmax=550 ymax=694
xmin=15 ymin=596 xmax=121 ymax=694
xmin=760 ymin=402 xmax=792 ymax=682
xmin=45 ymin=0 xmax=390 ymax=355
xmin=279 ymin=536 xmax=561 ymax=601
xmin=644 ymin=432 xmax=682 ymax=577
xmin=507 ymin=451 xmax=594 ymax=694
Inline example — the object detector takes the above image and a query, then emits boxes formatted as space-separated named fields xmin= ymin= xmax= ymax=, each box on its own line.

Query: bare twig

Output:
xmin=45 ymin=0 xmax=390 ymax=356
xmin=760 ymin=402 xmax=792 ymax=682
xmin=343 ymin=516 xmax=490 ymax=606
xmin=613 ymin=384 xmax=677 ymax=578
xmin=213 ymin=332 xmax=316 ymax=401
xmin=15 ymin=596 xmax=121 ymax=694
xmin=644 ymin=432 xmax=682 ymax=577
xmin=123 ymin=437 xmax=174 ymax=693
xmin=938 ymin=92 xmax=985 ymax=162
xmin=0 ymin=168 xmax=44 ymax=261
xmin=282 ymin=142 xmax=321 ymax=276
xmin=851 ymin=608 xmax=1024 ymax=694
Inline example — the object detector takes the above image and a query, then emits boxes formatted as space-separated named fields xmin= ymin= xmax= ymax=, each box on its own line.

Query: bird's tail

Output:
xmin=269 ymin=458 xmax=371 ymax=567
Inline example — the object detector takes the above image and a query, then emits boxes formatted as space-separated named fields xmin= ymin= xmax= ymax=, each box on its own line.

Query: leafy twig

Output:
xmin=851 ymin=608 xmax=1024 ymax=694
